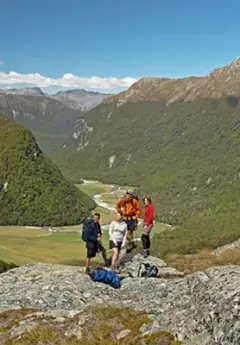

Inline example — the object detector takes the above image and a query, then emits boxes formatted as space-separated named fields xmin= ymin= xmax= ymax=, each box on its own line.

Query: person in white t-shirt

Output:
xmin=109 ymin=211 xmax=127 ymax=269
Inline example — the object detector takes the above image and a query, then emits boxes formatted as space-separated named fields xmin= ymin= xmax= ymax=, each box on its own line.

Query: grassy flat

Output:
xmin=76 ymin=183 xmax=112 ymax=197
xmin=0 ymin=182 xmax=170 ymax=267
xmin=0 ymin=227 xmax=49 ymax=238
xmin=0 ymin=231 xmax=109 ymax=266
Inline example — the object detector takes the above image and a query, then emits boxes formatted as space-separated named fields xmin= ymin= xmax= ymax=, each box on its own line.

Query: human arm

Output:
xmin=116 ymin=198 xmax=124 ymax=213
xmin=121 ymin=224 xmax=128 ymax=248
xmin=97 ymin=224 xmax=102 ymax=240
xmin=109 ymin=221 xmax=114 ymax=241
xmin=133 ymin=199 xmax=141 ymax=219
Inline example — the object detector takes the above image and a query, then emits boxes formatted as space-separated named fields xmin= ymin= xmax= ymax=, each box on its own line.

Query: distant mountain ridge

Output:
xmin=1 ymin=87 xmax=45 ymax=96
xmin=51 ymin=89 xmax=110 ymax=111
xmin=0 ymin=91 xmax=84 ymax=156
xmin=104 ymin=57 xmax=240 ymax=104
xmin=1 ymin=87 xmax=110 ymax=112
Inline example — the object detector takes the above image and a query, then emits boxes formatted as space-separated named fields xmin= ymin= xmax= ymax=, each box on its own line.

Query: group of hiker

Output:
xmin=82 ymin=190 xmax=154 ymax=273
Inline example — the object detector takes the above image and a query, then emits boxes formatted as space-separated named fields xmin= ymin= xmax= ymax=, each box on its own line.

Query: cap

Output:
xmin=126 ymin=190 xmax=133 ymax=195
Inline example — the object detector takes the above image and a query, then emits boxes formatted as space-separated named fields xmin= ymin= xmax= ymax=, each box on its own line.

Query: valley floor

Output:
xmin=0 ymin=181 xmax=167 ymax=266
xmin=1 ymin=181 xmax=239 ymax=273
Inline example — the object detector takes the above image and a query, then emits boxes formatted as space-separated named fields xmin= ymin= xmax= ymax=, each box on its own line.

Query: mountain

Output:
xmin=0 ymin=91 xmax=84 ymax=156
xmin=52 ymin=89 xmax=110 ymax=112
xmin=104 ymin=57 xmax=240 ymax=104
xmin=55 ymin=58 xmax=240 ymax=254
xmin=0 ymin=117 xmax=95 ymax=226
xmin=2 ymin=87 xmax=45 ymax=96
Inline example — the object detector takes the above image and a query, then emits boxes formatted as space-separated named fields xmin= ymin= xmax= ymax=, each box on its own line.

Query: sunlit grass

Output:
xmin=76 ymin=183 xmax=112 ymax=197
xmin=0 ymin=182 xmax=170 ymax=267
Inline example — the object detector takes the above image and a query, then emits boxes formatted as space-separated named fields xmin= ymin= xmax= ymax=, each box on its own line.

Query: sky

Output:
xmin=0 ymin=0 xmax=239 ymax=93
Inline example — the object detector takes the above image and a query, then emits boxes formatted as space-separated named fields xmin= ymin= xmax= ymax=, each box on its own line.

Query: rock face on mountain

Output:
xmin=0 ymin=91 xmax=84 ymax=156
xmin=1 ymin=87 xmax=45 ymax=96
xmin=52 ymin=89 xmax=109 ymax=112
xmin=0 ymin=117 xmax=95 ymax=226
xmin=0 ymin=256 xmax=239 ymax=345
xmin=104 ymin=57 xmax=240 ymax=104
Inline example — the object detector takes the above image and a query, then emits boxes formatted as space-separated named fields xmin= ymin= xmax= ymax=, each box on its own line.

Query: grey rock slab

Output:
xmin=0 ymin=263 xmax=239 ymax=345
xmin=214 ymin=238 xmax=240 ymax=255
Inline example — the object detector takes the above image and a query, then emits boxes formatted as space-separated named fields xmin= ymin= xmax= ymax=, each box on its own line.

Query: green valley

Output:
xmin=56 ymin=98 xmax=240 ymax=256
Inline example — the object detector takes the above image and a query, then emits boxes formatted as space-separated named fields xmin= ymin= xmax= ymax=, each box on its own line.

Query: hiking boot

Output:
xmin=126 ymin=241 xmax=137 ymax=253
xmin=85 ymin=267 xmax=90 ymax=274
xmin=143 ymin=250 xmax=148 ymax=258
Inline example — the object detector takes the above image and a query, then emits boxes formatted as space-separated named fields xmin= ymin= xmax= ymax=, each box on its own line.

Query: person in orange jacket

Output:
xmin=116 ymin=190 xmax=141 ymax=247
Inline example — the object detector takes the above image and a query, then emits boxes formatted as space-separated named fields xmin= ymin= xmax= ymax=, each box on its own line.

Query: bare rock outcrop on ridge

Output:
xmin=0 ymin=253 xmax=239 ymax=344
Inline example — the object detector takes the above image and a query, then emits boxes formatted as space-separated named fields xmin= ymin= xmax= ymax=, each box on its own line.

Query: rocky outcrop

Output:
xmin=214 ymin=238 xmax=240 ymax=255
xmin=119 ymin=252 xmax=184 ymax=278
xmin=63 ymin=118 xmax=93 ymax=150
xmin=0 ymin=257 xmax=239 ymax=345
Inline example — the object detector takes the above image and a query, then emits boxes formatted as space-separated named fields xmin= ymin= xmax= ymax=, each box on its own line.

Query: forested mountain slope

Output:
xmin=0 ymin=117 xmax=95 ymax=226
xmin=56 ymin=98 xmax=240 ymax=251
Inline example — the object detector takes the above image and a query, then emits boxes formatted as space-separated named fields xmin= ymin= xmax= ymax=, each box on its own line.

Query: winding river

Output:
xmin=24 ymin=180 xmax=143 ymax=235
xmin=46 ymin=181 xmax=121 ymax=234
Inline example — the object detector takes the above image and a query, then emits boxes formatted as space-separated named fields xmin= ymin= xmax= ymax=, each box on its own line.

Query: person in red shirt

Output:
xmin=141 ymin=196 xmax=154 ymax=258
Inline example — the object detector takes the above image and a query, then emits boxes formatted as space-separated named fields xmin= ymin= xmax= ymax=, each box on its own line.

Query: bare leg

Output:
xmin=127 ymin=230 xmax=133 ymax=242
xmin=115 ymin=249 xmax=120 ymax=268
xmin=101 ymin=248 xmax=108 ymax=264
xmin=111 ymin=248 xmax=118 ymax=268
xmin=85 ymin=257 xmax=90 ymax=272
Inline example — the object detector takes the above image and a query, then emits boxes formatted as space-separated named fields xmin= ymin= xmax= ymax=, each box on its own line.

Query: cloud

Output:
xmin=0 ymin=71 xmax=138 ymax=91
xmin=0 ymin=60 xmax=5 ymax=65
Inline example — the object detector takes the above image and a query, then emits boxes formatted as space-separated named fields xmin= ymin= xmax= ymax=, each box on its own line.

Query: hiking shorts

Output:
xmin=109 ymin=240 xmax=122 ymax=251
xmin=125 ymin=219 xmax=137 ymax=232
xmin=86 ymin=242 xmax=99 ymax=258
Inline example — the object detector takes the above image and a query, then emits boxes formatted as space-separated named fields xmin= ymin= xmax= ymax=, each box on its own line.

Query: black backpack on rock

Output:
xmin=137 ymin=263 xmax=158 ymax=278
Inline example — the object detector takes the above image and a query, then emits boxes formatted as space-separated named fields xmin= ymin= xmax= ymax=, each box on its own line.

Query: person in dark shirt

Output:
xmin=85 ymin=213 xmax=108 ymax=272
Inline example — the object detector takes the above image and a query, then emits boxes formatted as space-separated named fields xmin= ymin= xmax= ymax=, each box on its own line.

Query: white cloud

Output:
xmin=0 ymin=71 xmax=138 ymax=91
xmin=0 ymin=60 xmax=5 ymax=65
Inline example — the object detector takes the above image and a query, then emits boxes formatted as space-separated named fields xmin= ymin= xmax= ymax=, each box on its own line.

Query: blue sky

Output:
xmin=0 ymin=0 xmax=239 ymax=92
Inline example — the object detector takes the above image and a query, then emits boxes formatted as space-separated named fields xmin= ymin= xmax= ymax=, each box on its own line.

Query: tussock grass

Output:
xmin=1 ymin=307 xmax=180 ymax=345
xmin=166 ymin=248 xmax=240 ymax=274
xmin=0 ymin=259 xmax=18 ymax=273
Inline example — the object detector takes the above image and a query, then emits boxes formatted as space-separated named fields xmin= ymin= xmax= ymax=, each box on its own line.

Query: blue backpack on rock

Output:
xmin=90 ymin=268 xmax=121 ymax=289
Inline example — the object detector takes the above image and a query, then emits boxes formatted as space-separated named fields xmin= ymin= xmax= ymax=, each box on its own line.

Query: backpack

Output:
xmin=137 ymin=263 xmax=158 ymax=278
xmin=90 ymin=268 xmax=121 ymax=289
xmin=81 ymin=217 xmax=93 ymax=242
xmin=132 ymin=192 xmax=139 ymax=201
